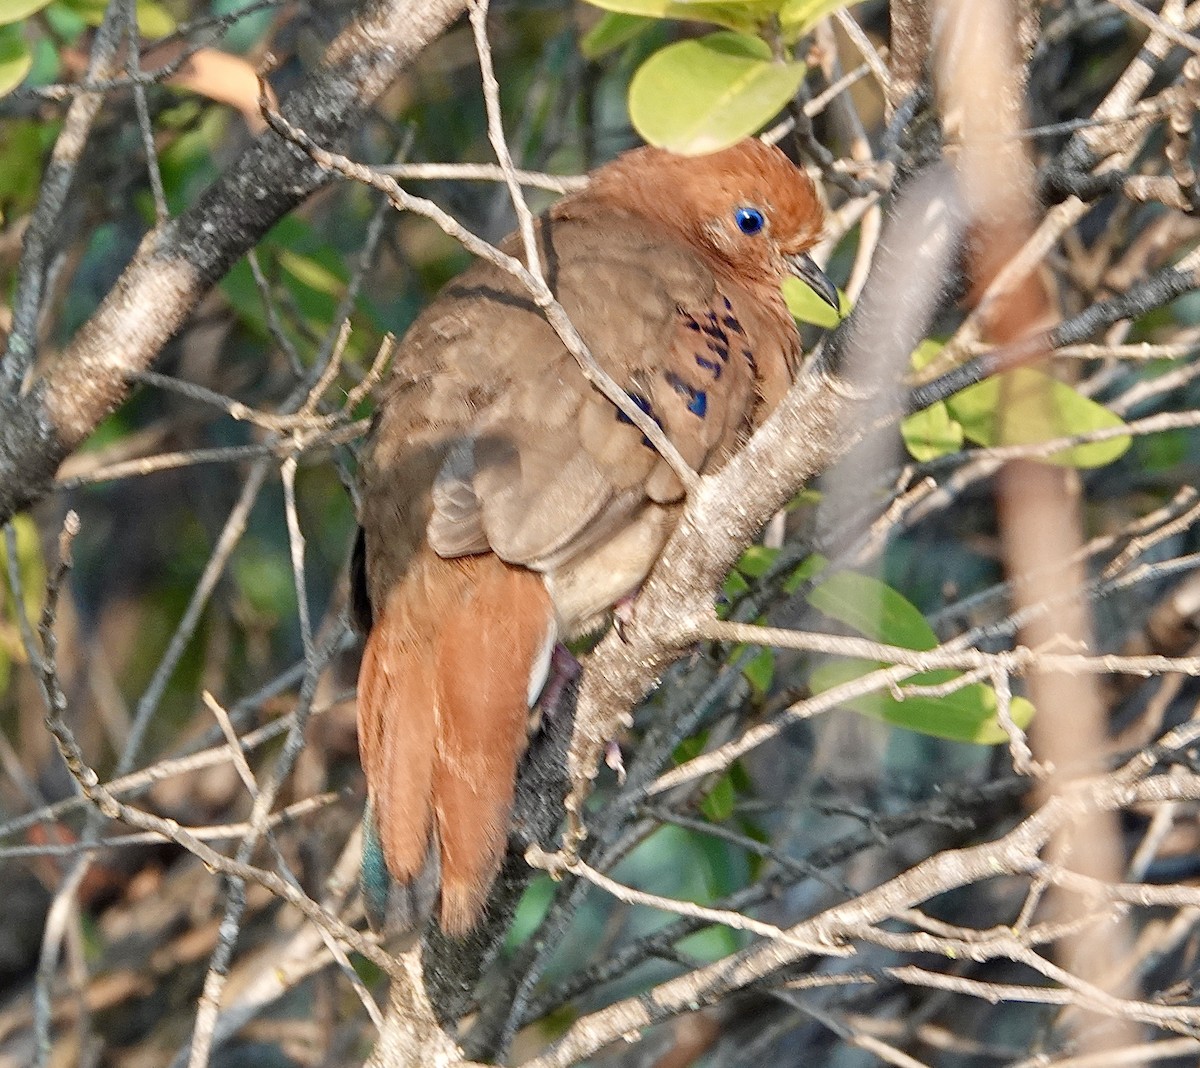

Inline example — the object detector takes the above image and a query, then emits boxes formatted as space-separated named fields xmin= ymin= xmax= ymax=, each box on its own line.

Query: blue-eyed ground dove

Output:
xmin=351 ymin=138 xmax=835 ymax=937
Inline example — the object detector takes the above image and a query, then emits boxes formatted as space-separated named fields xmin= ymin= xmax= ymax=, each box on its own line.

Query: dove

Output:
xmin=351 ymin=138 xmax=836 ymax=936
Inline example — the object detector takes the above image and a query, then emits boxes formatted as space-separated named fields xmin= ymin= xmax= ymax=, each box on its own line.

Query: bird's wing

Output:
xmin=371 ymin=213 xmax=766 ymax=579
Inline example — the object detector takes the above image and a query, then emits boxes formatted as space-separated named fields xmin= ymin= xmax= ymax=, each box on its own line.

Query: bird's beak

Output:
xmin=787 ymin=253 xmax=840 ymax=313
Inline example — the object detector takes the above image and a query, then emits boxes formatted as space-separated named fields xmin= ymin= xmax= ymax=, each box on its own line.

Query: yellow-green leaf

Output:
xmin=580 ymin=12 xmax=653 ymax=58
xmin=60 ymin=0 xmax=175 ymax=35
xmin=628 ymin=32 xmax=806 ymax=155
xmin=736 ymin=544 xmax=779 ymax=579
xmin=0 ymin=24 xmax=31 ymax=95
xmin=947 ymin=367 xmax=1131 ymax=468
xmin=278 ymin=249 xmax=346 ymax=298
xmin=784 ymin=274 xmax=845 ymax=328
xmin=810 ymin=658 xmax=1036 ymax=743
xmin=779 ymin=0 xmax=865 ymax=37
xmin=1 ymin=515 xmax=46 ymax=631
xmin=580 ymin=0 xmax=779 ymax=35
xmin=0 ymin=0 xmax=52 ymax=25
xmin=901 ymin=398 xmax=964 ymax=461
xmin=135 ymin=0 xmax=175 ymax=38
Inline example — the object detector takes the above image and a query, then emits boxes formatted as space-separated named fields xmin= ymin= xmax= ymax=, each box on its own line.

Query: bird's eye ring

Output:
xmin=734 ymin=207 xmax=765 ymax=235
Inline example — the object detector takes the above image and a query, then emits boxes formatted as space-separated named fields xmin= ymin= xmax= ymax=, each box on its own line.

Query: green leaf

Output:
xmin=580 ymin=12 xmax=653 ymax=58
xmin=580 ymin=0 xmax=779 ymax=35
xmin=59 ymin=0 xmax=175 ymax=35
xmin=946 ymin=367 xmax=1131 ymax=468
xmin=0 ymin=24 xmax=30 ymax=96
xmin=277 ymin=248 xmax=347 ymax=298
xmin=700 ymin=772 xmax=737 ymax=821
xmin=779 ymin=0 xmax=865 ymax=37
xmin=0 ymin=0 xmax=51 ymax=25
xmin=806 ymin=570 xmax=1037 ymax=744
xmin=738 ymin=645 xmax=775 ymax=696
xmin=628 ymin=32 xmax=806 ymax=154
xmin=808 ymin=570 xmax=938 ymax=651
xmin=135 ymin=0 xmax=175 ymax=38
xmin=1 ymin=515 xmax=46 ymax=633
xmin=810 ymin=658 xmax=1036 ymax=743
xmin=735 ymin=544 xmax=779 ymax=579
xmin=901 ymin=398 xmax=964 ymax=461
xmin=909 ymin=337 xmax=946 ymax=372
xmin=783 ymin=275 xmax=845 ymax=328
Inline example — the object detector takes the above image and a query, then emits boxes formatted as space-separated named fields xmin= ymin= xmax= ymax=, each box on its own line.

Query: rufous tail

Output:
xmin=356 ymin=548 xmax=556 ymax=937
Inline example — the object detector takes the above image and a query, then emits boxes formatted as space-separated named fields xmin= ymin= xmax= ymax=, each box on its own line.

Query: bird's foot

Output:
xmin=612 ymin=592 xmax=639 ymax=642
xmin=604 ymin=739 xmax=626 ymax=784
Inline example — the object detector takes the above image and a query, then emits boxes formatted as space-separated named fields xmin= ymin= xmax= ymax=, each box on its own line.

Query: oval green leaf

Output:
xmin=810 ymin=658 xmax=1036 ymax=744
xmin=0 ymin=25 xmax=30 ymax=96
xmin=581 ymin=0 xmax=779 ymax=35
xmin=0 ymin=0 xmax=52 ymax=25
xmin=808 ymin=569 xmax=938 ymax=651
xmin=629 ymin=31 xmax=806 ymax=154
xmin=946 ymin=367 xmax=1131 ymax=468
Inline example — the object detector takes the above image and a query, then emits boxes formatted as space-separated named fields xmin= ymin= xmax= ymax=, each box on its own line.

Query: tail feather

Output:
xmin=361 ymin=800 xmax=440 ymax=940
xmin=356 ymin=547 xmax=556 ymax=937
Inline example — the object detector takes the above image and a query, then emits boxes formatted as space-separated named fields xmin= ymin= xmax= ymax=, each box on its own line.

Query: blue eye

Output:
xmin=734 ymin=207 xmax=765 ymax=235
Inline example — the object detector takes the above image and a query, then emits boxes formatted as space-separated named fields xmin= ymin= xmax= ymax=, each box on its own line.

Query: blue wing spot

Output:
xmin=666 ymin=372 xmax=707 ymax=419
xmin=615 ymin=391 xmax=654 ymax=424
xmin=722 ymin=315 xmax=745 ymax=336
xmin=723 ymin=296 xmax=733 ymax=311
xmin=616 ymin=392 xmax=661 ymax=447
xmin=742 ymin=348 xmax=757 ymax=373
xmin=708 ymin=340 xmax=730 ymax=362
xmin=695 ymin=355 xmax=722 ymax=379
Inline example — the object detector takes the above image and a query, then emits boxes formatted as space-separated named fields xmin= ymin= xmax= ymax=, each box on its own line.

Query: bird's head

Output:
xmin=586 ymin=138 xmax=837 ymax=311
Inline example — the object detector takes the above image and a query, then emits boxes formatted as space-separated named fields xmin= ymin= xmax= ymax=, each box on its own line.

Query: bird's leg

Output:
xmin=535 ymin=643 xmax=582 ymax=721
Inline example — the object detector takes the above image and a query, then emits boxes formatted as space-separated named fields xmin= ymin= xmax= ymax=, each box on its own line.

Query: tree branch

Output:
xmin=0 ymin=0 xmax=468 ymax=525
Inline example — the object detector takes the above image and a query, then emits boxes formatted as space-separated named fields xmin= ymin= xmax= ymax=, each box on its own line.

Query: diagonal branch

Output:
xmin=0 ymin=0 xmax=469 ymax=525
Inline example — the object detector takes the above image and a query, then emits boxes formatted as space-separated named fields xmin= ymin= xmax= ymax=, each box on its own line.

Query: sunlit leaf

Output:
xmin=783 ymin=274 xmax=845 ymax=328
xmin=947 ymin=367 xmax=1131 ymax=468
xmin=901 ymin=398 xmax=964 ymax=461
xmin=580 ymin=0 xmax=778 ymax=35
xmin=59 ymin=0 xmax=175 ymax=35
xmin=628 ymin=32 xmax=805 ymax=154
xmin=735 ymin=544 xmax=779 ymax=579
xmin=134 ymin=0 xmax=174 ymax=37
xmin=0 ymin=515 xmax=46 ymax=636
xmin=0 ymin=24 xmax=31 ymax=96
xmin=0 ymin=0 xmax=51 ymax=26
xmin=779 ymin=0 xmax=865 ymax=37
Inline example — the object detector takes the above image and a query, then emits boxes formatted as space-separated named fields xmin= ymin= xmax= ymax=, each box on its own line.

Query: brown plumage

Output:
xmin=352 ymin=138 xmax=834 ymax=937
